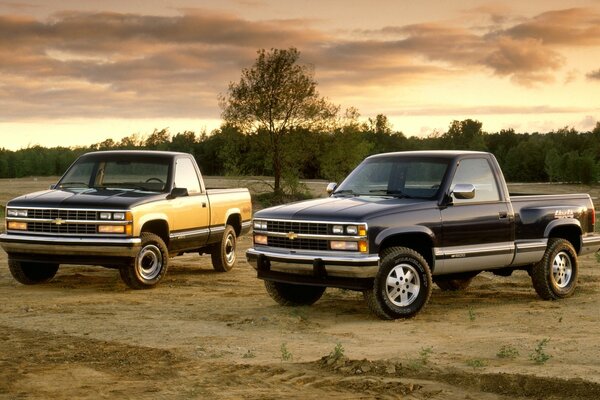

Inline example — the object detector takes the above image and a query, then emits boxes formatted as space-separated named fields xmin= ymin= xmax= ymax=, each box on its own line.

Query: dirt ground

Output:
xmin=1 ymin=178 xmax=600 ymax=399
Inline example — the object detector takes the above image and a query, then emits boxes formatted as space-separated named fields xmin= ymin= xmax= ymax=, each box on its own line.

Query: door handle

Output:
xmin=498 ymin=211 xmax=508 ymax=219
xmin=202 ymin=202 xmax=207 ymax=208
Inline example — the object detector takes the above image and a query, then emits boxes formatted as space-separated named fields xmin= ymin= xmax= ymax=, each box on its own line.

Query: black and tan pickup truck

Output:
xmin=247 ymin=150 xmax=600 ymax=319
xmin=0 ymin=150 xmax=251 ymax=289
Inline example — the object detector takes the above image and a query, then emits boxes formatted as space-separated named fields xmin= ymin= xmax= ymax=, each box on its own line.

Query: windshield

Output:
xmin=335 ymin=157 xmax=449 ymax=199
xmin=58 ymin=158 xmax=170 ymax=192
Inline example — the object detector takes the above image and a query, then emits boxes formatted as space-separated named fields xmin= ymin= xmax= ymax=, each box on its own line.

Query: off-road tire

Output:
xmin=531 ymin=238 xmax=578 ymax=300
xmin=434 ymin=272 xmax=479 ymax=291
xmin=120 ymin=232 xmax=168 ymax=289
xmin=364 ymin=247 xmax=432 ymax=319
xmin=8 ymin=259 xmax=59 ymax=284
xmin=264 ymin=281 xmax=326 ymax=306
xmin=211 ymin=225 xmax=237 ymax=272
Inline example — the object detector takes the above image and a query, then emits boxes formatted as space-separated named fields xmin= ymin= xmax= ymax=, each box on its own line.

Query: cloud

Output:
xmin=587 ymin=68 xmax=600 ymax=80
xmin=0 ymin=7 xmax=599 ymax=121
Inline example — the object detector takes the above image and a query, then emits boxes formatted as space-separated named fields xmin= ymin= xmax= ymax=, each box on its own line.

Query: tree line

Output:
xmin=2 ymin=119 xmax=600 ymax=190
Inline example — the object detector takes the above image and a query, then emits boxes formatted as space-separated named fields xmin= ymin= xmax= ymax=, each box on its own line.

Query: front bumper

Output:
xmin=247 ymin=247 xmax=379 ymax=290
xmin=0 ymin=233 xmax=141 ymax=265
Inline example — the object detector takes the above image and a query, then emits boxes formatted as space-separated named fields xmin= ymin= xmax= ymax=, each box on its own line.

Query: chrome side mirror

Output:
xmin=452 ymin=184 xmax=476 ymax=200
xmin=326 ymin=182 xmax=337 ymax=195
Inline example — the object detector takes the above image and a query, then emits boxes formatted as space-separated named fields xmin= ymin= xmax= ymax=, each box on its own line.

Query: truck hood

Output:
xmin=7 ymin=188 xmax=165 ymax=209
xmin=255 ymin=196 xmax=434 ymax=222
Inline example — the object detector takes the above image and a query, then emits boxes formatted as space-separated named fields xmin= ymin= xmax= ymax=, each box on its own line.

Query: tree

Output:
xmin=220 ymin=48 xmax=338 ymax=194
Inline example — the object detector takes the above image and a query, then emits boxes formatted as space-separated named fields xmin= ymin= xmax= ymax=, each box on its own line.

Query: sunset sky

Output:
xmin=1 ymin=0 xmax=599 ymax=150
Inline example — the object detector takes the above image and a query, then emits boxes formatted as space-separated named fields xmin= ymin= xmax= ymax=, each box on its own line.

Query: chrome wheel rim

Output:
xmin=136 ymin=244 xmax=163 ymax=280
xmin=225 ymin=233 xmax=236 ymax=265
xmin=551 ymin=251 xmax=572 ymax=289
xmin=385 ymin=263 xmax=420 ymax=306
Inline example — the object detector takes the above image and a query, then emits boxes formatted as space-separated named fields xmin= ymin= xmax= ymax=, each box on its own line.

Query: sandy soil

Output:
xmin=1 ymin=178 xmax=600 ymax=399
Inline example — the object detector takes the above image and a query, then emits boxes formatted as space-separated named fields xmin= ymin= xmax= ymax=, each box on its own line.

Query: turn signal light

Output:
xmin=7 ymin=221 xmax=27 ymax=230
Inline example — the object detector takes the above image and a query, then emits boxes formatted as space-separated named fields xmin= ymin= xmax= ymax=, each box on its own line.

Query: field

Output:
xmin=1 ymin=177 xmax=600 ymax=399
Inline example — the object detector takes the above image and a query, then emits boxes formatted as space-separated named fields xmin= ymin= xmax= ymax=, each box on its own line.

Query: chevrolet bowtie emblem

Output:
xmin=286 ymin=232 xmax=298 ymax=240
xmin=53 ymin=218 xmax=65 ymax=225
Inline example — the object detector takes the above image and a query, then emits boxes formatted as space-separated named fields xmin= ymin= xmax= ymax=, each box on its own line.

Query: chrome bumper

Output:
xmin=581 ymin=234 xmax=600 ymax=255
xmin=246 ymin=248 xmax=380 ymax=278
xmin=0 ymin=233 xmax=141 ymax=258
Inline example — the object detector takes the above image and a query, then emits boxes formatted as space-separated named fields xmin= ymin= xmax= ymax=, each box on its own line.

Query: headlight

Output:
xmin=98 ymin=225 xmax=126 ymax=234
xmin=254 ymin=234 xmax=268 ymax=245
xmin=7 ymin=221 xmax=27 ymax=230
xmin=332 ymin=225 xmax=344 ymax=234
xmin=100 ymin=212 xmax=111 ymax=220
xmin=253 ymin=220 xmax=267 ymax=230
xmin=330 ymin=241 xmax=359 ymax=251
xmin=7 ymin=209 xmax=27 ymax=217
xmin=346 ymin=226 xmax=358 ymax=235
xmin=113 ymin=212 xmax=126 ymax=220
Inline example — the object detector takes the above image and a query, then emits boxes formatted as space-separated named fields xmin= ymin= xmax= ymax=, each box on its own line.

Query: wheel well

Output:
xmin=548 ymin=225 xmax=581 ymax=253
xmin=141 ymin=220 xmax=170 ymax=246
xmin=379 ymin=233 xmax=435 ymax=271
xmin=226 ymin=214 xmax=242 ymax=235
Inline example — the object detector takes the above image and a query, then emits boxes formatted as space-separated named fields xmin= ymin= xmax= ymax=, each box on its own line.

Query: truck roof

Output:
xmin=78 ymin=150 xmax=189 ymax=160
xmin=367 ymin=150 xmax=490 ymax=160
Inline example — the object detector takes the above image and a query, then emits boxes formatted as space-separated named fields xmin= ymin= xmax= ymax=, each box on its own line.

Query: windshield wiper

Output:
xmin=368 ymin=189 xmax=414 ymax=199
xmin=58 ymin=182 xmax=89 ymax=188
xmin=333 ymin=189 xmax=357 ymax=196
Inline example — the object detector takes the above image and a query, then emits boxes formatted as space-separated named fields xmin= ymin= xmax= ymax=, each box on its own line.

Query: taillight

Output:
xmin=592 ymin=208 xmax=596 ymax=231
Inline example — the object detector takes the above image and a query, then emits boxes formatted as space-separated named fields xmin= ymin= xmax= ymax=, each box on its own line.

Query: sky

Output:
xmin=1 ymin=0 xmax=599 ymax=150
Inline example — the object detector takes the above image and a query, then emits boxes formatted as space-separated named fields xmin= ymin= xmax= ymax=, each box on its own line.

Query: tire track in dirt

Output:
xmin=4 ymin=325 xmax=600 ymax=399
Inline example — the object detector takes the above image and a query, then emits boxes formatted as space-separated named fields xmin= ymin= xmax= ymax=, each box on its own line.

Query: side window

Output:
xmin=174 ymin=158 xmax=201 ymax=194
xmin=451 ymin=158 xmax=500 ymax=203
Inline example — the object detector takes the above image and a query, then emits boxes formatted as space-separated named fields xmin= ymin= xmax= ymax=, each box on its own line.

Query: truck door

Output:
xmin=438 ymin=157 xmax=514 ymax=274
xmin=169 ymin=157 xmax=210 ymax=251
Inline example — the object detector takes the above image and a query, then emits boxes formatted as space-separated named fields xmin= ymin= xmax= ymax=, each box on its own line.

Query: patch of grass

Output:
xmin=497 ymin=345 xmax=519 ymax=359
xmin=329 ymin=342 xmax=345 ymax=359
xmin=408 ymin=346 xmax=433 ymax=370
xmin=242 ymin=349 xmax=256 ymax=359
xmin=280 ymin=343 xmax=293 ymax=362
xmin=530 ymin=338 xmax=551 ymax=364
xmin=466 ymin=359 xmax=487 ymax=369
xmin=468 ymin=306 xmax=476 ymax=322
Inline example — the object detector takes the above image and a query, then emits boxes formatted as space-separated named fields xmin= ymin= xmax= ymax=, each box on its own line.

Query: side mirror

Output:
xmin=326 ymin=182 xmax=337 ymax=195
xmin=452 ymin=184 xmax=476 ymax=200
xmin=49 ymin=184 xmax=57 ymax=190
xmin=168 ymin=187 xmax=189 ymax=199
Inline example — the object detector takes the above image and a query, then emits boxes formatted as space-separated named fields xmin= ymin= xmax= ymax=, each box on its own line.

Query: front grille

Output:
xmin=267 ymin=221 xmax=328 ymax=235
xmin=27 ymin=222 xmax=98 ymax=235
xmin=27 ymin=209 xmax=98 ymax=220
xmin=268 ymin=237 xmax=329 ymax=251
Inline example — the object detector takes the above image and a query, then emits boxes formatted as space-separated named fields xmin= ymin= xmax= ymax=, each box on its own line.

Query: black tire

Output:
xmin=364 ymin=247 xmax=432 ymax=319
xmin=120 ymin=232 xmax=168 ymax=289
xmin=8 ymin=259 xmax=59 ymax=285
xmin=434 ymin=272 xmax=479 ymax=291
xmin=264 ymin=281 xmax=326 ymax=306
xmin=531 ymin=238 xmax=578 ymax=300
xmin=211 ymin=225 xmax=237 ymax=272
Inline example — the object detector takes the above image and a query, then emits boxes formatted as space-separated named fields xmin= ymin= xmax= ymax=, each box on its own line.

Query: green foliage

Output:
xmin=329 ymin=343 xmax=345 ymax=359
xmin=530 ymin=338 xmax=551 ymax=364
xmin=2 ymin=117 xmax=600 ymax=187
xmin=242 ymin=349 xmax=256 ymax=359
xmin=466 ymin=359 xmax=487 ymax=369
xmin=280 ymin=343 xmax=293 ymax=361
xmin=468 ymin=306 xmax=476 ymax=322
xmin=497 ymin=345 xmax=519 ymax=359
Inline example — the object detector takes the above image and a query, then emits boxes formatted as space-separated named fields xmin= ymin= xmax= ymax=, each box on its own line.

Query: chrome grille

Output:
xmin=27 ymin=222 xmax=98 ymax=235
xmin=266 ymin=221 xmax=328 ymax=235
xmin=27 ymin=209 xmax=98 ymax=220
xmin=268 ymin=237 xmax=328 ymax=251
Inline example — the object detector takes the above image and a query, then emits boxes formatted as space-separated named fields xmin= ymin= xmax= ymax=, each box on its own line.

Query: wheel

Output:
xmin=264 ymin=281 xmax=326 ymax=306
xmin=211 ymin=225 xmax=237 ymax=272
xmin=364 ymin=247 xmax=432 ymax=319
xmin=120 ymin=232 xmax=168 ymax=289
xmin=531 ymin=238 xmax=578 ymax=300
xmin=434 ymin=272 xmax=479 ymax=291
xmin=8 ymin=259 xmax=59 ymax=285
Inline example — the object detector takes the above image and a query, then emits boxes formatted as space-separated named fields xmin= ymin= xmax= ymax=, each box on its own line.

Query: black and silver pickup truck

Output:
xmin=247 ymin=150 xmax=600 ymax=319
